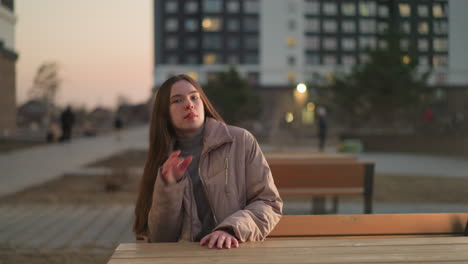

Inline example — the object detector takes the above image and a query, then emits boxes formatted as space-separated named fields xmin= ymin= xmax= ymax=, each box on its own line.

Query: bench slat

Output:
xmin=269 ymin=214 xmax=468 ymax=237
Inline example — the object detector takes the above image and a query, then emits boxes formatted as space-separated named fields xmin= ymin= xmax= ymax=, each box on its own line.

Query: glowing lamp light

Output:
xmin=296 ymin=83 xmax=307 ymax=93
xmin=285 ymin=112 xmax=294 ymax=123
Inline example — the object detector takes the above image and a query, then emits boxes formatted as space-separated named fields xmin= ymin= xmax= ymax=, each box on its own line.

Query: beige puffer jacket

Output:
xmin=147 ymin=118 xmax=283 ymax=243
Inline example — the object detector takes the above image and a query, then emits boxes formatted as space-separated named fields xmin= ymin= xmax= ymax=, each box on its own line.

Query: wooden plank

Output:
xmin=270 ymin=163 xmax=366 ymax=189
xmin=278 ymin=187 xmax=363 ymax=196
xmin=107 ymin=239 xmax=468 ymax=264
xmin=115 ymin=237 xmax=468 ymax=251
xmin=269 ymin=214 xmax=468 ymax=237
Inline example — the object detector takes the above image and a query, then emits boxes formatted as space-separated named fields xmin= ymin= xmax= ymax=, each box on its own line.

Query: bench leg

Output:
xmin=332 ymin=196 xmax=339 ymax=214
xmin=312 ymin=197 xmax=326 ymax=214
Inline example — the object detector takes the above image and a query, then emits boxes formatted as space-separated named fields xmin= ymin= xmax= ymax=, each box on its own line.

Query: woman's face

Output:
xmin=169 ymin=80 xmax=205 ymax=138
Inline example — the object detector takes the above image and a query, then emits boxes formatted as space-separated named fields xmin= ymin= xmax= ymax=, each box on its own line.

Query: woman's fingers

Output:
xmin=216 ymin=235 xmax=226 ymax=249
xmin=225 ymin=237 xmax=232 ymax=249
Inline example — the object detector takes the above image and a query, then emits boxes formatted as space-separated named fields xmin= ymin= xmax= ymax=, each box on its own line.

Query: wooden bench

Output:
xmin=268 ymin=160 xmax=374 ymax=214
xmin=268 ymin=214 xmax=468 ymax=239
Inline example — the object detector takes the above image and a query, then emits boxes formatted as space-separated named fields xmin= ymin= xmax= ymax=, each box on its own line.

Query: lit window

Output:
xmin=433 ymin=21 xmax=448 ymax=34
xmin=226 ymin=0 xmax=239 ymax=13
xmin=165 ymin=36 xmax=178 ymax=49
xmin=323 ymin=20 xmax=337 ymax=33
xmin=245 ymin=0 xmax=260 ymax=13
xmin=433 ymin=4 xmax=446 ymax=18
xmin=342 ymin=56 xmax=356 ymax=65
xmin=202 ymin=17 xmax=222 ymax=31
xmin=185 ymin=1 xmax=198 ymax=13
xmin=433 ymin=38 xmax=448 ymax=52
xmin=433 ymin=55 xmax=448 ymax=67
xmin=166 ymin=18 xmax=178 ymax=32
xmin=323 ymin=56 xmax=336 ymax=65
xmin=305 ymin=0 xmax=319 ymax=15
xmin=360 ymin=37 xmax=376 ymax=50
xmin=207 ymin=72 xmax=220 ymax=82
xmin=360 ymin=19 xmax=376 ymax=33
xmin=323 ymin=2 xmax=337 ymax=15
xmin=402 ymin=56 xmax=411 ymax=64
xmin=203 ymin=53 xmax=217 ymax=64
xmin=342 ymin=3 xmax=356 ymax=16
xmin=166 ymin=1 xmax=178 ymax=13
xmin=287 ymin=72 xmax=296 ymax=84
xmin=400 ymin=39 xmax=409 ymax=51
xmin=418 ymin=39 xmax=428 ymax=51
xmin=399 ymin=4 xmax=411 ymax=17
xmin=185 ymin=37 xmax=198 ymax=50
xmin=323 ymin=38 xmax=337 ymax=50
xmin=342 ymin=20 xmax=356 ymax=33
xmin=418 ymin=22 xmax=429 ymax=34
xmin=203 ymin=35 xmax=222 ymax=49
xmin=285 ymin=112 xmax=294 ymax=123
xmin=305 ymin=19 xmax=319 ymax=32
xmin=342 ymin=38 xmax=356 ymax=51
xmin=203 ymin=0 xmax=222 ymax=13
xmin=379 ymin=5 xmax=389 ymax=17
xmin=245 ymin=36 xmax=258 ymax=50
xmin=226 ymin=19 xmax=239 ymax=31
xmin=306 ymin=54 xmax=319 ymax=65
xmin=185 ymin=19 xmax=198 ymax=32
xmin=305 ymin=36 xmax=319 ymax=50
xmin=244 ymin=54 xmax=258 ymax=64
xmin=418 ymin=5 xmax=429 ymax=17
xmin=227 ymin=37 xmax=239 ymax=50
xmin=187 ymin=72 xmax=199 ymax=80
xmin=287 ymin=37 xmax=297 ymax=47
xmin=244 ymin=17 xmax=259 ymax=32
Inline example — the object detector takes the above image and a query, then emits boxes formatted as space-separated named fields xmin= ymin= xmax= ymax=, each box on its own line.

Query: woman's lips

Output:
xmin=184 ymin=112 xmax=197 ymax=120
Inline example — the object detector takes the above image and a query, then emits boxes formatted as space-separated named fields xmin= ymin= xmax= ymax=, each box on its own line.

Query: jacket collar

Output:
xmin=201 ymin=117 xmax=233 ymax=155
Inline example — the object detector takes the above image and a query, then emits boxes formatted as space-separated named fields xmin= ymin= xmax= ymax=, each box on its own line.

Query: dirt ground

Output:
xmin=2 ymin=149 xmax=468 ymax=264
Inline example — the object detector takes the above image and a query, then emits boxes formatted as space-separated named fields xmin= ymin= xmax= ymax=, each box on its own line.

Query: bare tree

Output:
xmin=28 ymin=62 xmax=61 ymax=128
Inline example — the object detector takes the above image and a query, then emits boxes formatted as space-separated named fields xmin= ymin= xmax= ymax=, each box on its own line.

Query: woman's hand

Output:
xmin=161 ymin=150 xmax=192 ymax=184
xmin=200 ymin=230 xmax=239 ymax=249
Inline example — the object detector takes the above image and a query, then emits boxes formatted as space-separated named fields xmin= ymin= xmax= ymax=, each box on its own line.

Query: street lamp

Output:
xmin=296 ymin=83 xmax=307 ymax=93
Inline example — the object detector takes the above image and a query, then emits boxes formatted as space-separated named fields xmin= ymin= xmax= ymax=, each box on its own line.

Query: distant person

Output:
xmin=133 ymin=74 xmax=282 ymax=249
xmin=46 ymin=122 xmax=61 ymax=143
xmin=317 ymin=106 xmax=327 ymax=152
xmin=60 ymin=106 xmax=75 ymax=142
xmin=114 ymin=115 xmax=123 ymax=141
xmin=422 ymin=107 xmax=434 ymax=122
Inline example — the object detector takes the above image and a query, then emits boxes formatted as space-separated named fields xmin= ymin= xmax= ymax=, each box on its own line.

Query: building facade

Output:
xmin=153 ymin=0 xmax=458 ymax=88
xmin=0 ymin=0 xmax=17 ymax=135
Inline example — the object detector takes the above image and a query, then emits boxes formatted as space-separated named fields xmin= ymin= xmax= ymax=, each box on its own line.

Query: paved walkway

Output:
xmin=0 ymin=126 xmax=148 ymax=198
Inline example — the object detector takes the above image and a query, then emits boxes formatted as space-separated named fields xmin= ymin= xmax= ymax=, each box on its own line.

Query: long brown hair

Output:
xmin=133 ymin=74 xmax=224 ymax=237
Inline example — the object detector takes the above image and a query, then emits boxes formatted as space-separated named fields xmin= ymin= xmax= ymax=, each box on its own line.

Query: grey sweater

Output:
xmin=174 ymin=126 xmax=215 ymax=241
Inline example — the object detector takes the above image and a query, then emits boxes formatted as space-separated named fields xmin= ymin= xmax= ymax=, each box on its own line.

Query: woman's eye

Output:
xmin=172 ymin=99 xmax=182 ymax=104
xmin=191 ymin=95 xmax=199 ymax=100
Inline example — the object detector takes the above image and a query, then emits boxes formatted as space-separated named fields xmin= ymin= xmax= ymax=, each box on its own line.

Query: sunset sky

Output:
xmin=15 ymin=0 xmax=153 ymax=109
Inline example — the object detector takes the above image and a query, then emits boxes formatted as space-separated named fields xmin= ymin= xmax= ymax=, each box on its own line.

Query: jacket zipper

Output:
xmin=198 ymin=166 xmax=218 ymax=225
xmin=224 ymin=157 xmax=229 ymax=185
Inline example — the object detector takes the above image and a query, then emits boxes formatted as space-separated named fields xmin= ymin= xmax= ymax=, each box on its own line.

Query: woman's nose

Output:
xmin=185 ymin=102 xmax=194 ymax=110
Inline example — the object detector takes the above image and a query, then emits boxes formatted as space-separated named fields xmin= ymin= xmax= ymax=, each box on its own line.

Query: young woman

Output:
xmin=134 ymin=74 xmax=282 ymax=249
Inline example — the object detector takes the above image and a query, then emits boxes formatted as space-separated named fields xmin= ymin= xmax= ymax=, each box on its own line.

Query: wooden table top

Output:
xmin=107 ymin=236 xmax=468 ymax=263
